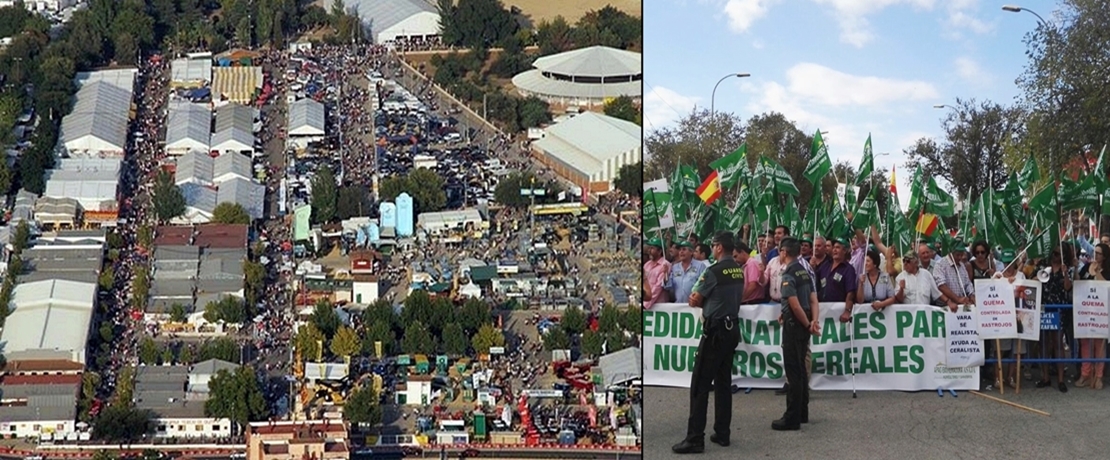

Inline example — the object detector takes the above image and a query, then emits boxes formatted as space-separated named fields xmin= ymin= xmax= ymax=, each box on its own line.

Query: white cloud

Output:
xmin=954 ymin=56 xmax=992 ymax=86
xmin=941 ymin=0 xmax=994 ymax=39
xmin=752 ymin=39 xmax=765 ymax=49
xmin=644 ymin=86 xmax=701 ymax=130
xmin=810 ymin=0 xmax=936 ymax=47
xmin=783 ymin=63 xmax=939 ymax=107
xmin=723 ymin=0 xmax=777 ymax=33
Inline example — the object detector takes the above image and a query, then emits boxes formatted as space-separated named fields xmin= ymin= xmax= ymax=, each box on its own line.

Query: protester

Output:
xmin=895 ymin=254 xmax=944 ymax=305
xmin=732 ymin=242 xmax=765 ymax=304
xmin=917 ymin=241 xmax=941 ymax=273
xmin=934 ymin=242 xmax=974 ymax=312
xmin=994 ymin=249 xmax=1026 ymax=389
xmin=666 ymin=242 xmax=707 ymax=306
xmin=807 ymin=236 xmax=830 ymax=274
xmin=1037 ymin=246 xmax=1074 ymax=392
xmin=774 ymin=237 xmax=819 ymax=431
xmin=1076 ymin=243 xmax=1109 ymax=390
xmin=695 ymin=243 xmax=711 ymax=263
xmin=820 ymin=238 xmax=858 ymax=323
xmin=643 ymin=238 xmax=672 ymax=309
xmin=672 ymin=232 xmax=744 ymax=454
xmin=857 ymin=251 xmax=896 ymax=310
xmin=765 ymin=225 xmax=788 ymax=263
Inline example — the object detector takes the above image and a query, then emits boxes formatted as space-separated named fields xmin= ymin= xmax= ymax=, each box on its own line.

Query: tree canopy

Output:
xmin=343 ymin=385 xmax=383 ymax=426
xmin=212 ymin=202 xmax=252 ymax=224
xmin=438 ymin=0 xmax=518 ymax=48
xmin=378 ymin=167 xmax=447 ymax=213
xmin=152 ymin=170 xmax=186 ymax=224
xmin=311 ymin=166 xmax=338 ymax=224
xmin=204 ymin=367 xmax=269 ymax=427
xmin=604 ymin=95 xmax=640 ymax=125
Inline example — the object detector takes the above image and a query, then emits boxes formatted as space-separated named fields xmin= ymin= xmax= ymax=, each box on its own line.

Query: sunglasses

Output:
xmin=975 ymin=250 xmax=988 ymax=255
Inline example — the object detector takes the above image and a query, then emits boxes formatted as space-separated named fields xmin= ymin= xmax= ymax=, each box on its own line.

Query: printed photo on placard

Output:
xmin=1015 ymin=280 xmax=1041 ymax=341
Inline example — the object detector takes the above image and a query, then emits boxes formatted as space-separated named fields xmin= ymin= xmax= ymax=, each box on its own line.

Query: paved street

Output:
xmin=643 ymin=386 xmax=1110 ymax=460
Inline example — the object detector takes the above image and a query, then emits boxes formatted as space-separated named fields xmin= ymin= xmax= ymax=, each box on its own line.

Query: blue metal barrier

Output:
xmin=983 ymin=303 xmax=1110 ymax=364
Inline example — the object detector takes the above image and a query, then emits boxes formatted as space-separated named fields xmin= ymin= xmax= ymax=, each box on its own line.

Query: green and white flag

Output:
xmin=907 ymin=166 xmax=925 ymax=212
xmin=924 ymin=177 xmax=956 ymax=217
xmin=710 ymin=144 xmax=749 ymax=189
xmin=804 ymin=130 xmax=832 ymax=185
xmin=762 ymin=157 xmax=800 ymax=196
xmin=781 ymin=197 xmax=802 ymax=233
xmin=1017 ymin=153 xmax=1040 ymax=192
xmin=1063 ymin=173 xmax=1099 ymax=211
xmin=1029 ymin=182 xmax=1059 ymax=225
xmin=1026 ymin=219 xmax=1057 ymax=260
xmin=855 ymin=134 xmax=874 ymax=186
xmin=852 ymin=190 xmax=878 ymax=230
xmin=644 ymin=189 xmax=660 ymax=232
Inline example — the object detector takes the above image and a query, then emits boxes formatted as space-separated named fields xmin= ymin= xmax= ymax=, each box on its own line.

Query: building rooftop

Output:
xmin=533 ymin=112 xmax=641 ymax=176
xmin=0 ymin=279 xmax=97 ymax=364
xmin=134 ymin=365 xmax=206 ymax=419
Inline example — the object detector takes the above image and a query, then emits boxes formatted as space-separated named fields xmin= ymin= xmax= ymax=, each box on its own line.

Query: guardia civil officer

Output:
xmin=672 ymin=231 xmax=745 ymax=454
xmin=774 ymin=237 xmax=821 ymax=431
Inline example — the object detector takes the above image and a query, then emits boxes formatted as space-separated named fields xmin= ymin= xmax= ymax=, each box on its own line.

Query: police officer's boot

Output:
xmin=771 ymin=417 xmax=801 ymax=431
xmin=672 ymin=437 xmax=705 ymax=454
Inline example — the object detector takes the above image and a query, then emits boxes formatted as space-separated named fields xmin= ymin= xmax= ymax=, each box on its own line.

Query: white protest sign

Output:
xmin=945 ymin=307 xmax=984 ymax=368
xmin=1072 ymin=280 xmax=1110 ymax=339
xmin=1015 ymin=280 xmax=1042 ymax=341
xmin=975 ymin=279 xmax=1018 ymax=339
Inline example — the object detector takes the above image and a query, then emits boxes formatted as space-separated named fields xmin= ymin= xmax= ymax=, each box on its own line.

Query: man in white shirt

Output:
xmin=895 ymin=254 xmax=945 ymax=305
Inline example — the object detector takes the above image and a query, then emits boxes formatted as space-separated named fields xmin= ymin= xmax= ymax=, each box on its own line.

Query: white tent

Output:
xmin=165 ymin=102 xmax=211 ymax=155
xmin=349 ymin=0 xmax=440 ymax=44
xmin=288 ymin=98 xmax=325 ymax=137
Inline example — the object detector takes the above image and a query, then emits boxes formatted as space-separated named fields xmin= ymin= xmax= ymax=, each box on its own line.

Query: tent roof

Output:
xmin=349 ymin=0 xmax=436 ymax=38
xmin=288 ymin=98 xmax=325 ymax=136
xmin=598 ymin=347 xmax=641 ymax=388
xmin=532 ymin=112 xmax=640 ymax=176
xmin=60 ymin=81 xmax=132 ymax=153
xmin=531 ymin=46 xmax=641 ymax=77
xmin=166 ymin=102 xmax=211 ymax=152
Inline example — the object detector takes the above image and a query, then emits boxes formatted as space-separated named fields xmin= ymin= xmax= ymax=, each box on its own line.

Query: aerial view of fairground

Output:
xmin=0 ymin=0 xmax=643 ymax=459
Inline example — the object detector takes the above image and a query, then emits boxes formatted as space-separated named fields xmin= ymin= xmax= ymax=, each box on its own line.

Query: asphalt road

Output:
xmin=643 ymin=385 xmax=1110 ymax=460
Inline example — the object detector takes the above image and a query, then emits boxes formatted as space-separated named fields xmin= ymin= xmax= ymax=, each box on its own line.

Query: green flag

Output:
xmin=1062 ymin=174 xmax=1099 ymax=211
xmin=643 ymin=189 xmax=660 ymax=232
xmin=852 ymin=190 xmax=878 ymax=230
xmin=1026 ymin=220 xmax=1057 ymax=260
xmin=1095 ymin=144 xmax=1108 ymax=179
xmin=804 ymin=130 xmax=832 ymax=184
xmin=907 ymin=166 xmax=925 ymax=212
xmin=710 ymin=144 xmax=749 ymax=189
xmin=855 ymin=135 xmax=873 ymax=186
xmin=802 ymin=204 xmax=821 ymax=238
xmin=924 ymin=177 xmax=956 ymax=217
xmin=782 ymin=197 xmax=802 ymax=233
xmin=1029 ymin=181 xmax=1059 ymax=225
xmin=1018 ymin=153 xmax=1040 ymax=192
xmin=762 ymin=157 xmax=800 ymax=196
xmin=843 ymin=184 xmax=857 ymax=212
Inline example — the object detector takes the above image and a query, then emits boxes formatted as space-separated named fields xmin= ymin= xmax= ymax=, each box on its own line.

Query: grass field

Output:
xmin=507 ymin=0 xmax=641 ymax=24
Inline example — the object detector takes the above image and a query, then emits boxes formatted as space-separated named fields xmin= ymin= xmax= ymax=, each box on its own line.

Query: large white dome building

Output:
xmin=511 ymin=46 xmax=642 ymax=108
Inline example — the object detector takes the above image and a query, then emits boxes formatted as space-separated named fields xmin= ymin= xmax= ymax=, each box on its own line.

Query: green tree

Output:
xmin=295 ymin=323 xmax=325 ymax=361
xmin=441 ymin=322 xmax=468 ymax=356
xmin=458 ymin=298 xmax=490 ymax=335
xmin=170 ymin=303 xmax=188 ymax=323
xmin=203 ymin=296 xmax=248 ymax=324
xmin=903 ymin=98 xmax=1025 ymax=201
xmin=598 ymin=304 xmax=622 ymax=334
xmin=379 ymin=168 xmax=447 ymax=213
xmin=330 ymin=326 xmax=361 ymax=359
xmin=613 ymin=162 xmax=642 ymax=197
xmin=361 ymin=321 xmax=395 ymax=357
xmin=199 ymin=337 xmax=241 ymax=363
xmin=179 ymin=346 xmax=195 ymax=364
xmin=312 ymin=299 xmax=342 ymax=339
xmin=204 ymin=367 xmax=269 ymax=428
xmin=1017 ymin=0 xmax=1110 ymax=173
xmin=517 ymin=96 xmax=551 ymax=129
xmin=243 ymin=260 xmax=265 ymax=307
xmin=160 ymin=347 xmax=175 ymax=365
xmin=137 ymin=225 xmax=154 ymax=248
xmin=604 ymin=95 xmax=640 ymax=125
xmin=471 ymin=323 xmax=505 ymax=354
xmin=99 ymin=322 xmax=115 ymax=343
xmin=535 ymin=16 xmax=574 ymax=55
xmin=580 ymin=329 xmax=603 ymax=357
xmin=310 ymin=166 xmax=338 ymax=224
xmin=343 ymin=384 xmax=383 ymax=427
xmin=98 ymin=265 xmax=115 ymax=291
xmin=361 ymin=300 xmax=398 ymax=331
xmin=620 ymin=306 xmax=642 ymax=335
xmin=12 ymin=220 xmax=30 ymax=253
xmin=401 ymin=320 xmax=436 ymax=355
xmin=92 ymin=405 xmax=153 ymax=443
xmin=152 ymin=170 xmax=186 ymax=224
xmin=91 ymin=450 xmax=116 ymax=460
xmin=493 ymin=171 xmax=561 ymax=207
xmin=439 ymin=0 xmax=518 ymax=48
xmin=560 ymin=306 xmax=587 ymax=335
xmin=401 ymin=291 xmax=433 ymax=325
xmin=212 ymin=202 xmax=252 ymax=224
xmin=337 ymin=185 xmax=372 ymax=219
xmin=644 ymin=108 xmax=747 ymax=184
xmin=139 ymin=337 xmax=161 ymax=365
xmin=542 ymin=325 xmax=571 ymax=351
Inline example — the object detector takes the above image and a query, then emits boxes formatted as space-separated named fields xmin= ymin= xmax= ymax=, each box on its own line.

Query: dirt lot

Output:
xmin=508 ymin=0 xmax=641 ymax=23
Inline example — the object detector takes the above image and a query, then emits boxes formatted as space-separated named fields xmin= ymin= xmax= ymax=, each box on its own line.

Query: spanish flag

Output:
xmin=890 ymin=166 xmax=898 ymax=195
xmin=915 ymin=212 xmax=939 ymax=236
xmin=696 ymin=171 xmax=722 ymax=205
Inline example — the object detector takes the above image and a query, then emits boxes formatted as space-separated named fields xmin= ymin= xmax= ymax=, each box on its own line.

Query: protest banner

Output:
xmin=1072 ymin=280 xmax=1110 ymax=339
xmin=644 ymin=303 xmax=980 ymax=391
xmin=975 ymin=279 xmax=1018 ymax=340
xmin=945 ymin=306 xmax=984 ymax=368
xmin=1015 ymin=280 xmax=1042 ymax=341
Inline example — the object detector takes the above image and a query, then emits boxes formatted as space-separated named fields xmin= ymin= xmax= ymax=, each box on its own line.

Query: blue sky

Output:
xmin=644 ymin=0 xmax=1058 ymax=204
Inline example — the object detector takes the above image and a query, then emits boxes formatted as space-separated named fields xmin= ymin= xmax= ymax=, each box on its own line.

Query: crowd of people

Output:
xmin=644 ymin=223 xmax=1110 ymax=393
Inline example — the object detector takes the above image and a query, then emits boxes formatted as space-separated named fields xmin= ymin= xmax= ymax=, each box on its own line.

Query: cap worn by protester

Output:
xmin=675 ymin=241 xmax=693 ymax=249
xmin=999 ymin=248 xmax=1016 ymax=264
xmin=647 ymin=237 xmax=664 ymax=249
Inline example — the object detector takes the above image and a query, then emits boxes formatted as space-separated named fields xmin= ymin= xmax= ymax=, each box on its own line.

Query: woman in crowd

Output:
xmin=1076 ymin=243 xmax=1109 ymax=389
xmin=993 ymin=249 xmax=1026 ymax=389
xmin=1037 ymin=245 xmax=1075 ymax=392
xmin=970 ymin=240 xmax=1008 ymax=389
xmin=857 ymin=251 xmax=897 ymax=310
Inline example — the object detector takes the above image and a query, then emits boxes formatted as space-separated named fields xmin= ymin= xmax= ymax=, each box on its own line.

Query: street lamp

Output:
xmin=1001 ymin=5 xmax=1047 ymax=26
xmin=710 ymin=73 xmax=751 ymax=116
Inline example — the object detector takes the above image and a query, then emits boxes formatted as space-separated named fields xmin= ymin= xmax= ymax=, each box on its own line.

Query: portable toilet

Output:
xmin=415 ymin=355 xmax=430 ymax=374
xmin=397 ymin=355 xmax=412 ymax=366
xmin=455 ymin=358 xmax=470 ymax=374
xmin=473 ymin=411 xmax=487 ymax=440
xmin=463 ymin=388 xmax=475 ymax=402
xmin=436 ymin=355 xmax=448 ymax=373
